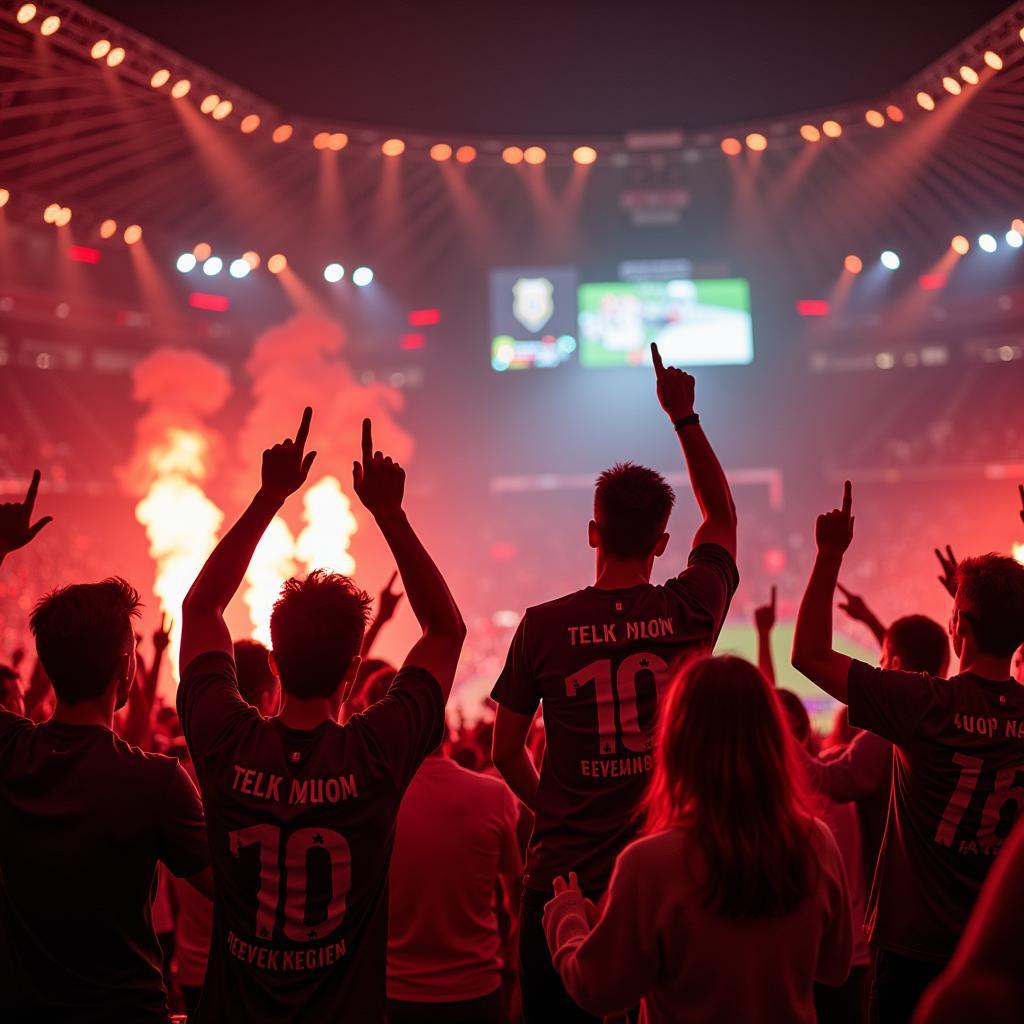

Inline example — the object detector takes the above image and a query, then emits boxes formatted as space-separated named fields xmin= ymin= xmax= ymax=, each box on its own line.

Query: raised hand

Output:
xmin=836 ymin=584 xmax=872 ymax=624
xmin=816 ymin=481 xmax=855 ymax=556
xmin=152 ymin=612 xmax=171 ymax=656
xmin=353 ymin=418 xmax=405 ymax=518
xmin=935 ymin=545 xmax=958 ymax=598
xmin=0 ymin=470 xmax=53 ymax=559
xmin=377 ymin=571 xmax=404 ymax=623
xmin=651 ymin=342 xmax=695 ymax=421
xmin=552 ymin=871 xmax=582 ymax=898
xmin=260 ymin=407 xmax=317 ymax=502
xmin=754 ymin=586 xmax=777 ymax=633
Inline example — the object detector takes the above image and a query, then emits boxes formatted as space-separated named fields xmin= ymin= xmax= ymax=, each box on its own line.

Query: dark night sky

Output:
xmin=84 ymin=0 xmax=1011 ymax=134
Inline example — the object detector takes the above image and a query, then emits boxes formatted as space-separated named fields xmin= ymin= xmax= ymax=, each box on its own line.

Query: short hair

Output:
xmin=594 ymin=462 xmax=675 ymax=560
xmin=885 ymin=615 xmax=949 ymax=675
xmin=233 ymin=639 xmax=277 ymax=705
xmin=955 ymin=554 xmax=1024 ymax=658
xmin=29 ymin=578 xmax=141 ymax=704
xmin=269 ymin=570 xmax=371 ymax=699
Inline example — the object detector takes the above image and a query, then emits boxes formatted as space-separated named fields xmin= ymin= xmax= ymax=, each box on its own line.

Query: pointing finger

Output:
xmin=24 ymin=469 xmax=41 ymax=512
xmin=387 ymin=570 xmax=399 ymax=590
xmin=836 ymin=582 xmax=852 ymax=598
xmin=651 ymin=342 xmax=665 ymax=379
xmin=26 ymin=516 xmax=53 ymax=541
xmin=841 ymin=480 xmax=852 ymax=517
xmin=294 ymin=406 xmax=312 ymax=450
xmin=361 ymin=418 xmax=373 ymax=467
xmin=770 ymin=585 xmax=777 ymax=611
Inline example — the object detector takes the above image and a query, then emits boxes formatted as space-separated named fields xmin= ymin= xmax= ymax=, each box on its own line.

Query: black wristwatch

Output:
xmin=673 ymin=413 xmax=700 ymax=431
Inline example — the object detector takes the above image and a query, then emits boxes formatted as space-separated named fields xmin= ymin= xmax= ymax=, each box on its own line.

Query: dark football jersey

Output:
xmin=177 ymin=651 xmax=443 ymax=1022
xmin=848 ymin=660 xmax=1024 ymax=962
xmin=492 ymin=543 xmax=738 ymax=893
xmin=0 ymin=713 xmax=208 ymax=1023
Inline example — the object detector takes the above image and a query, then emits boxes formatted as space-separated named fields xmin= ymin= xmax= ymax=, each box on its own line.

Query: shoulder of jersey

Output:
xmin=526 ymin=587 xmax=596 ymax=617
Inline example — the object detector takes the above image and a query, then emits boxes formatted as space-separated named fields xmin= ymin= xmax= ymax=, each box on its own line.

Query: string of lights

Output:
xmin=10 ymin=0 xmax=1024 ymax=166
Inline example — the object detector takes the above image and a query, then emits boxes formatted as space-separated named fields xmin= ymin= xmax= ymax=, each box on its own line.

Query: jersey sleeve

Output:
xmin=490 ymin=613 xmax=540 ymax=714
xmin=498 ymin=783 xmax=525 ymax=876
xmin=846 ymin=660 xmax=945 ymax=748
xmin=156 ymin=760 xmax=211 ymax=879
xmin=663 ymin=543 xmax=739 ymax=643
xmin=358 ymin=666 xmax=445 ymax=791
xmin=176 ymin=650 xmax=258 ymax=763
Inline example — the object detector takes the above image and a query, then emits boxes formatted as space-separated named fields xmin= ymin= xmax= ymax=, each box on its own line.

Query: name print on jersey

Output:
xmin=231 ymin=764 xmax=359 ymax=805
xmin=567 ymin=617 xmax=676 ymax=646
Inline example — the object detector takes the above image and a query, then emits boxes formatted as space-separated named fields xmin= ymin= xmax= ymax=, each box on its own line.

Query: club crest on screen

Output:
xmin=512 ymin=277 xmax=555 ymax=332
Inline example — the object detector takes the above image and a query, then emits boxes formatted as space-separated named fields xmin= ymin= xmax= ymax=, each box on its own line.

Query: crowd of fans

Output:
xmin=1 ymin=345 xmax=1023 ymax=1024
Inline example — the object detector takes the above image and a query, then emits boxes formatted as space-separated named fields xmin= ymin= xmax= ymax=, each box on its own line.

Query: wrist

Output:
xmin=815 ymin=548 xmax=846 ymax=567
xmin=372 ymin=507 xmax=408 ymax=528
xmin=254 ymin=487 xmax=288 ymax=511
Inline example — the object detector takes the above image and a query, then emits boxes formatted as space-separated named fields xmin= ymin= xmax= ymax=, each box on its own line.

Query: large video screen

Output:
xmin=577 ymin=279 xmax=753 ymax=368
xmin=489 ymin=267 xmax=754 ymax=371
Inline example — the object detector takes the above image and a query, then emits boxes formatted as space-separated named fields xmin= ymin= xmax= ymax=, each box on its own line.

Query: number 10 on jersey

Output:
xmin=566 ymin=653 xmax=671 ymax=756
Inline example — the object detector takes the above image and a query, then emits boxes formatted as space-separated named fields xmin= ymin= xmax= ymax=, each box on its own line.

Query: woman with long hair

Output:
xmin=543 ymin=655 xmax=852 ymax=1022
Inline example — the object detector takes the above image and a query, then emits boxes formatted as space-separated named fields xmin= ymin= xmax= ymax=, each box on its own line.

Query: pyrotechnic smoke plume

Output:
xmin=125 ymin=349 xmax=232 ymax=683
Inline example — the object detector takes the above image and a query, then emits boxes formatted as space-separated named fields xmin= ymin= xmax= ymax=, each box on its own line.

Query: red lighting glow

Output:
xmin=271 ymin=124 xmax=293 ymax=144
xmin=796 ymin=299 xmax=830 ymax=317
xmin=918 ymin=273 xmax=947 ymax=291
xmin=401 ymin=333 xmax=426 ymax=350
xmin=430 ymin=143 xmax=452 ymax=162
xmin=885 ymin=104 xmax=904 ymax=122
xmin=408 ymin=308 xmax=441 ymax=326
xmin=720 ymin=137 xmax=742 ymax=156
xmin=240 ymin=114 xmax=261 ymax=133
xmin=189 ymin=292 xmax=230 ymax=312
xmin=455 ymin=145 xmax=477 ymax=163
xmin=799 ymin=125 xmax=821 ymax=142
xmin=68 ymin=245 xmax=100 ymax=264
xmin=844 ymin=255 xmax=864 ymax=274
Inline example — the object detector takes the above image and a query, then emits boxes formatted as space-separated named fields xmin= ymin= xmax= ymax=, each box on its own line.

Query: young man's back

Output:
xmin=494 ymin=548 xmax=736 ymax=893
xmin=178 ymin=653 xmax=443 ymax=1020
xmin=177 ymin=411 xmax=465 ymax=1021
xmin=847 ymin=661 xmax=1024 ymax=960
xmin=492 ymin=349 xmax=738 ymax=1022
xmin=0 ymin=713 xmax=208 ymax=1022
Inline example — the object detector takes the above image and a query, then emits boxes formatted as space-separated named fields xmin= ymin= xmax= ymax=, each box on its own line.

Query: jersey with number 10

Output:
xmin=177 ymin=651 xmax=443 ymax=1022
xmin=492 ymin=543 xmax=738 ymax=893
xmin=847 ymin=660 xmax=1024 ymax=962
